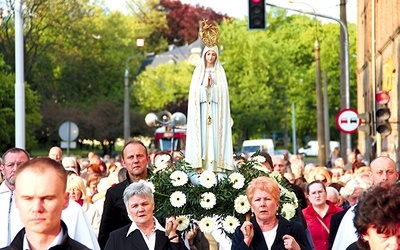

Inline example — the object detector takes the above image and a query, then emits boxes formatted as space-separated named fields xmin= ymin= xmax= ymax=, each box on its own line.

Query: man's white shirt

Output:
xmin=331 ymin=205 xmax=358 ymax=250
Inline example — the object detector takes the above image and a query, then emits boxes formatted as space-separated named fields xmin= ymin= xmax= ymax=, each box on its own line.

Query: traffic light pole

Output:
xmin=265 ymin=2 xmax=351 ymax=155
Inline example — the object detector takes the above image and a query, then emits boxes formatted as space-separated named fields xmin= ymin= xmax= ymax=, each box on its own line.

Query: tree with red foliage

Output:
xmin=159 ymin=0 xmax=230 ymax=45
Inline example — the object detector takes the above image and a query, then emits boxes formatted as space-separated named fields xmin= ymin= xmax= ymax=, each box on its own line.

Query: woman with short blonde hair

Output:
xmin=67 ymin=175 xmax=101 ymax=236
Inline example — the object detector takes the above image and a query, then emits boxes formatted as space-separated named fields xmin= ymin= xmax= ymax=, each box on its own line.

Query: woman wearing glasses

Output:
xmin=303 ymin=181 xmax=343 ymax=250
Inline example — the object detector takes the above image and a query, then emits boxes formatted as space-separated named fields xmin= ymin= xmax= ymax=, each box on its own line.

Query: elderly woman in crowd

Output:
xmin=104 ymin=181 xmax=186 ymax=250
xmin=232 ymin=176 xmax=311 ymax=250
xmin=328 ymin=177 xmax=371 ymax=249
xmin=340 ymin=177 xmax=370 ymax=209
xmin=303 ymin=181 xmax=342 ymax=250
xmin=348 ymin=184 xmax=400 ymax=250
xmin=67 ymin=174 xmax=101 ymax=235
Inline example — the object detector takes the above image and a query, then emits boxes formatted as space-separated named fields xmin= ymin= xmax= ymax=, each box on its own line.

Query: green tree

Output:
xmin=0 ymin=54 xmax=41 ymax=152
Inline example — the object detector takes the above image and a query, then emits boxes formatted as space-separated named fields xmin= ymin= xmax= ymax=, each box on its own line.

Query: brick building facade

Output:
xmin=357 ymin=0 xmax=400 ymax=167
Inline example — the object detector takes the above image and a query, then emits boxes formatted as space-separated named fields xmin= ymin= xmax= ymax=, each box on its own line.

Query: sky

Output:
xmin=104 ymin=0 xmax=358 ymax=24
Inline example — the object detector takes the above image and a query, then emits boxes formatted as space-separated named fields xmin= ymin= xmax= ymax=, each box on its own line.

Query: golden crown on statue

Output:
xmin=199 ymin=19 xmax=220 ymax=47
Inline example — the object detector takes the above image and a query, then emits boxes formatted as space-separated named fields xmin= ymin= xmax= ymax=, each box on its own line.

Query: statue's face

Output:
xmin=205 ymin=50 xmax=217 ymax=66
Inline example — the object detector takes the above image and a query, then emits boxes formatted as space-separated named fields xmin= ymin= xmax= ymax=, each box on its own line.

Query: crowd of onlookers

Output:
xmin=1 ymin=142 xmax=400 ymax=250
xmin=231 ymin=148 xmax=400 ymax=250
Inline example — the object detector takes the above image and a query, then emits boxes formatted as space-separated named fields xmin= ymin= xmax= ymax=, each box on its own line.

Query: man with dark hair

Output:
xmin=2 ymin=157 xmax=89 ymax=249
xmin=0 ymin=148 xmax=30 ymax=246
xmin=350 ymin=184 xmax=400 ymax=250
xmin=98 ymin=139 xmax=151 ymax=249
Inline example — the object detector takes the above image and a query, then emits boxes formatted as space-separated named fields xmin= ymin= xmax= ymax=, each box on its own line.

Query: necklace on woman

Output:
xmin=144 ymin=219 xmax=156 ymax=238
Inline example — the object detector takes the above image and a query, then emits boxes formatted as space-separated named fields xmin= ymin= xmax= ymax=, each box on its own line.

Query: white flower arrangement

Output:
xmin=169 ymin=191 xmax=186 ymax=208
xmin=150 ymin=158 xmax=299 ymax=237
xmin=200 ymin=192 xmax=217 ymax=210
xmin=234 ymin=195 xmax=251 ymax=214
xmin=199 ymin=216 xmax=217 ymax=233
xmin=176 ymin=215 xmax=190 ymax=231
xmin=154 ymin=154 xmax=171 ymax=174
xmin=199 ymin=170 xmax=217 ymax=188
xmin=228 ymin=172 xmax=245 ymax=189
xmin=170 ymin=170 xmax=189 ymax=187
xmin=222 ymin=216 xmax=240 ymax=234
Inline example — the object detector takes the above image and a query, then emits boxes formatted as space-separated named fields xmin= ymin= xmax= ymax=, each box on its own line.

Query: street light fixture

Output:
xmin=266 ymin=1 xmax=351 ymax=156
xmin=145 ymin=111 xmax=187 ymax=154
xmin=288 ymin=1 xmax=326 ymax=166
xmin=124 ymin=51 xmax=155 ymax=142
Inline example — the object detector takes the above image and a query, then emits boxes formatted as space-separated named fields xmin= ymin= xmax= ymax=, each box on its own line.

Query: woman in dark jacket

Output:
xmin=232 ymin=176 xmax=311 ymax=250
xmin=104 ymin=181 xmax=186 ymax=250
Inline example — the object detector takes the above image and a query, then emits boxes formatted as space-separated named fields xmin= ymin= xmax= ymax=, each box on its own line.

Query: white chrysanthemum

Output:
xmin=153 ymin=154 xmax=171 ymax=173
xmin=253 ymin=164 xmax=270 ymax=173
xmin=281 ymin=203 xmax=296 ymax=220
xmin=170 ymin=191 xmax=186 ymax=208
xmin=229 ymin=173 xmax=245 ymax=189
xmin=199 ymin=170 xmax=217 ymax=188
xmin=155 ymin=154 xmax=171 ymax=167
xmin=170 ymin=170 xmax=189 ymax=187
xmin=222 ymin=216 xmax=240 ymax=234
xmin=138 ymin=180 xmax=155 ymax=193
xmin=200 ymin=192 xmax=216 ymax=210
xmin=176 ymin=215 xmax=190 ymax=231
xmin=199 ymin=216 xmax=216 ymax=233
xmin=234 ymin=195 xmax=250 ymax=214
xmin=252 ymin=155 xmax=266 ymax=163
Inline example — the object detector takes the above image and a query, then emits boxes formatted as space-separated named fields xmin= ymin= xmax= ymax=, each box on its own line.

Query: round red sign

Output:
xmin=335 ymin=108 xmax=360 ymax=134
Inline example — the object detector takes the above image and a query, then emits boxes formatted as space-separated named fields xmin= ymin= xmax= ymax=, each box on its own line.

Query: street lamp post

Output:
xmin=266 ymin=2 xmax=351 ymax=156
xmin=124 ymin=52 xmax=154 ymax=142
xmin=15 ymin=0 xmax=25 ymax=149
xmin=289 ymin=1 xmax=326 ymax=165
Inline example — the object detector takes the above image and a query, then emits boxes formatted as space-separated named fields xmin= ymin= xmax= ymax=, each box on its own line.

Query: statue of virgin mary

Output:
xmin=185 ymin=20 xmax=233 ymax=172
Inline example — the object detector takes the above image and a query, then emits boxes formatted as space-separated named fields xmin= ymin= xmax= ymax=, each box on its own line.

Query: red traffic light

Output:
xmin=376 ymin=90 xmax=390 ymax=105
xmin=248 ymin=0 xmax=266 ymax=30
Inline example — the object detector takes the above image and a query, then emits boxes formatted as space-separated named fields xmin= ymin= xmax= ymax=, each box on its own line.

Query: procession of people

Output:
xmin=1 ymin=20 xmax=400 ymax=250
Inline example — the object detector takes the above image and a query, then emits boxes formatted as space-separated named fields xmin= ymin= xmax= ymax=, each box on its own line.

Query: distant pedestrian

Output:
xmin=48 ymin=146 xmax=63 ymax=162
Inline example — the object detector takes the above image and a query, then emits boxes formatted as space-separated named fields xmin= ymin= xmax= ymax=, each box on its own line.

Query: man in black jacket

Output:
xmin=98 ymin=139 xmax=151 ymax=249
xmin=2 ymin=157 xmax=89 ymax=250
xmin=3 ymin=221 xmax=89 ymax=250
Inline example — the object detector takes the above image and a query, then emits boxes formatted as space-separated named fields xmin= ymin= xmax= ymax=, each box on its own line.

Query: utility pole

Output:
xmin=15 ymin=0 xmax=25 ymax=149
xmin=324 ymin=70 xmax=331 ymax=162
xmin=315 ymin=40 xmax=326 ymax=166
xmin=266 ymin=2 xmax=351 ymax=159
xmin=340 ymin=0 xmax=349 ymax=159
